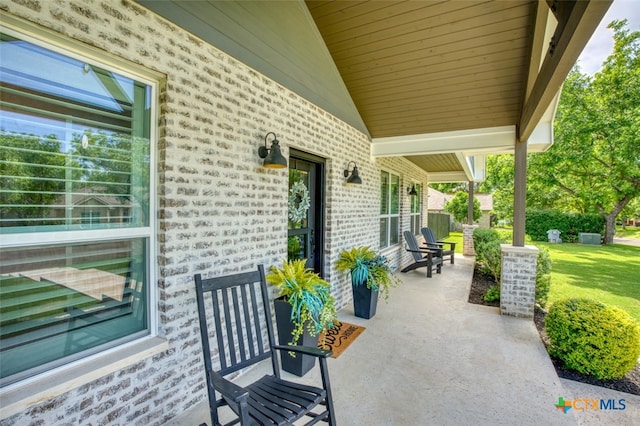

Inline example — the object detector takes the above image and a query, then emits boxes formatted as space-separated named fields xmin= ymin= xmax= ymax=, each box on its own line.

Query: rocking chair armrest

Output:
xmin=406 ymin=247 xmax=440 ymax=257
xmin=273 ymin=344 xmax=333 ymax=358
xmin=437 ymin=240 xmax=456 ymax=250
xmin=209 ymin=369 xmax=249 ymax=403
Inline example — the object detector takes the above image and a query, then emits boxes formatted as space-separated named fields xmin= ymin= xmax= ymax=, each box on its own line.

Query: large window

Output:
xmin=0 ymin=30 xmax=155 ymax=385
xmin=380 ymin=171 xmax=399 ymax=248
xmin=409 ymin=183 xmax=422 ymax=235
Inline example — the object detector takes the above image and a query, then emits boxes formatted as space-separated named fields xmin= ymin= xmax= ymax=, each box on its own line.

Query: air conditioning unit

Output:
xmin=578 ymin=233 xmax=601 ymax=245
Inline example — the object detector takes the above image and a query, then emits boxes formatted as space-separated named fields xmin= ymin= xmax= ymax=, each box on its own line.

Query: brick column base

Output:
xmin=500 ymin=245 xmax=538 ymax=319
xmin=462 ymin=224 xmax=478 ymax=256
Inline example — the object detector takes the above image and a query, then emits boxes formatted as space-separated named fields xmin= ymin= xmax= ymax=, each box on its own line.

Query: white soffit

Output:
xmin=526 ymin=90 xmax=561 ymax=153
xmin=370 ymin=125 xmax=516 ymax=157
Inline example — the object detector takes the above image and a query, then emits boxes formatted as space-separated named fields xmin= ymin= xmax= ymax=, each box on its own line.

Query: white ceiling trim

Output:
xmin=370 ymin=125 xmax=516 ymax=157
xmin=427 ymin=171 xmax=470 ymax=183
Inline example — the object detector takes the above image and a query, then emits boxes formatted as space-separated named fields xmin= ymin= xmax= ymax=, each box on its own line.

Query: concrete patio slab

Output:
xmin=169 ymin=256 xmax=638 ymax=425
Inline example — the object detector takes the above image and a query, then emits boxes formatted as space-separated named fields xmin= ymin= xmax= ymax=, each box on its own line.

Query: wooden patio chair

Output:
xmin=194 ymin=265 xmax=336 ymax=426
xmin=401 ymin=231 xmax=443 ymax=278
xmin=421 ymin=227 xmax=455 ymax=264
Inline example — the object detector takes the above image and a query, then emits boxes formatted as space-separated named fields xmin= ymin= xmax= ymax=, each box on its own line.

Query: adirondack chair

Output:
xmin=401 ymin=231 xmax=443 ymax=278
xmin=194 ymin=265 xmax=336 ymax=426
xmin=421 ymin=227 xmax=455 ymax=264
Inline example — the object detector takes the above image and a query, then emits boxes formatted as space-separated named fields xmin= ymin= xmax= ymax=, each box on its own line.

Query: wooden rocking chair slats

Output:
xmin=402 ymin=231 xmax=443 ymax=278
xmin=194 ymin=265 xmax=336 ymax=426
xmin=421 ymin=227 xmax=455 ymax=264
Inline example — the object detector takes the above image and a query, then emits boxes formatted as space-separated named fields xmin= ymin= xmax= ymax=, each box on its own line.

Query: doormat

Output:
xmin=317 ymin=321 xmax=365 ymax=358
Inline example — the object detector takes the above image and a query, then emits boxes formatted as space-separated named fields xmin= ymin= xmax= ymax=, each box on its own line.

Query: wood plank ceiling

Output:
xmin=305 ymin=0 xmax=535 ymax=177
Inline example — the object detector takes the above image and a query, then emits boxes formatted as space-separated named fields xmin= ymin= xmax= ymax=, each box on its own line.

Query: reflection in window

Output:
xmin=409 ymin=183 xmax=422 ymax=235
xmin=0 ymin=31 xmax=154 ymax=385
xmin=380 ymin=171 xmax=400 ymax=248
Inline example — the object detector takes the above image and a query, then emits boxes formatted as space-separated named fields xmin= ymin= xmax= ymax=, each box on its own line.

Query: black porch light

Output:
xmin=343 ymin=161 xmax=362 ymax=184
xmin=258 ymin=132 xmax=287 ymax=168
xmin=407 ymin=184 xmax=418 ymax=196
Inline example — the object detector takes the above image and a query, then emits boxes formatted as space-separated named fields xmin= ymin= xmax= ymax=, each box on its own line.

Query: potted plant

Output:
xmin=335 ymin=246 xmax=401 ymax=319
xmin=266 ymin=259 xmax=338 ymax=376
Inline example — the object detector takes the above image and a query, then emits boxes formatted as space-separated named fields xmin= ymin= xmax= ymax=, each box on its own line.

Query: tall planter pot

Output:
xmin=352 ymin=280 xmax=378 ymax=319
xmin=273 ymin=297 xmax=317 ymax=377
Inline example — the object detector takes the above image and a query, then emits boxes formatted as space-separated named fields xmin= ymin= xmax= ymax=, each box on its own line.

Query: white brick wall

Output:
xmin=500 ymin=245 xmax=539 ymax=319
xmin=0 ymin=1 xmax=429 ymax=424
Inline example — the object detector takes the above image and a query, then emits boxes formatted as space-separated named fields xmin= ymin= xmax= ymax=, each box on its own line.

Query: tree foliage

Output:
xmin=444 ymin=191 xmax=481 ymax=224
xmin=527 ymin=20 xmax=640 ymax=243
xmin=477 ymin=154 xmax=515 ymax=223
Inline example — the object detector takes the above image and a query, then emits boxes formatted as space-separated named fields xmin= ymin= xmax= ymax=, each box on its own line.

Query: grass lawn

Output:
xmin=444 ymin=228 xmax=640 ymax=322
xmin=441 ymin=231 xmax=463 ymax=254
xmin=616 ymin=225 xmax=640 ymax=239
xmin=537 ymin=242 xmax=640 ymax=322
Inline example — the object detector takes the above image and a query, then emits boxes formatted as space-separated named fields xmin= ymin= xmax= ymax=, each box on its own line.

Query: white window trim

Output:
xmin=0 ymin=16 xmax=166 ymax=402
xmin=0 ymin=337 xmax=168 ymax=418
xmin=380 ymin=169 xmax=400 ymax=249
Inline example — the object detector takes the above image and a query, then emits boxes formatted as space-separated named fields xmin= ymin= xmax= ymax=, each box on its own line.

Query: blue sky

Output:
xmin=578 ymin=0 xmax=640 ymax=74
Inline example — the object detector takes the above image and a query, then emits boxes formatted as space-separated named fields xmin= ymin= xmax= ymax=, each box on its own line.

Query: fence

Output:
xmin=427 ymin=213 xmax=451 ymax=239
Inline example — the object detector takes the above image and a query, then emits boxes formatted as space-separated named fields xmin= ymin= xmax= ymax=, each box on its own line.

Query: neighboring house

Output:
xmin=0 ymin=1 xmax=605 ymax=424
xmin=49 ymin=187 xmax=131 ymax=227
xmin=427 ymin=187 xmax=493 ymax=229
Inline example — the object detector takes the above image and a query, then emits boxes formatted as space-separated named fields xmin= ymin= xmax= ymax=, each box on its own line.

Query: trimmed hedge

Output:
xmin=545 ymin=298 xmax=640 ymax=380
xmin=525 ymin=209 xmax=605 ymax=242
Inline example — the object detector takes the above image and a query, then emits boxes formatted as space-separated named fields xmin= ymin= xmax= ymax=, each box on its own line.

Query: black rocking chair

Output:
xmin=402 ymin=230 xmax=443 ymax=278
xmin=194 ymin=265 xmax=336 ymax=426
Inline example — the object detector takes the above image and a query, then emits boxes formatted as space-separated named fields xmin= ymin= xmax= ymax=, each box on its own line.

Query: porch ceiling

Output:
xmin=138 ymin=0 xmax=610 ymax=182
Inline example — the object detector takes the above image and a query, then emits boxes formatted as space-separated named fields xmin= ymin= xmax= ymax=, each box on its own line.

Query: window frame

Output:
xmin=379 ymin=170 xmax=400 ymax=249
xmin=0 ymin=21 xmax=160 ymax=387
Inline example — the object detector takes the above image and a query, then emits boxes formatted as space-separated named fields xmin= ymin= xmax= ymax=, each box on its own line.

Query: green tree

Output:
xmin=477 ymin=154 xmax=515 ymax=223
xmin=528 ymin=20 xmax=640 ymax=243
xmin=0 ymin=132 xmax=71 ymax=226
xmin=444 ymin=191 xmax=481 ymax=224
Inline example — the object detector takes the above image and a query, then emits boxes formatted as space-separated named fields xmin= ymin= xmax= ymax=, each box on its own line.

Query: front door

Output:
xmin=287 ymin=152 xmax=325 ymax=276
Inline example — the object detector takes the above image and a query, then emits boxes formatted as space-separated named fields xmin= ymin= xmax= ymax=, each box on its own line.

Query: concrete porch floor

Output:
xmin=170 ymin=256 xmax=639 ymax=425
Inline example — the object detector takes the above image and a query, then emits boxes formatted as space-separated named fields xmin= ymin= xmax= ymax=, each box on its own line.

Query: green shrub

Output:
xmin=535 ymin=247 xmax=552 ymax=308
xmin=484 ymin=284 xmax=500 ymax=302
xmin=545 ymin=298 xmax=640 ymax=380
xmin=525 ymin=209 xmax=605 ymax=242
xmin=473 ymin=229 xmax=507 ymax=284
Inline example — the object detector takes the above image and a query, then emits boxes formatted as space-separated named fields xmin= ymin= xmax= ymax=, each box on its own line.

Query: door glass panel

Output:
xmin=288 ymin=168 xmax=310 ymax=230
xmin=287 ymin=234 xmax=307 ymax=261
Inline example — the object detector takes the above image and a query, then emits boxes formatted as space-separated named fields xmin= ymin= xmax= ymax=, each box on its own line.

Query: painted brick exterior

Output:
xmin=462 ymin=224 xmax=478 ymax=256
xmin=499 ymin=245 xmax=539 ymax=319
xmin=0 ymin=1 xmax=429 ymax=424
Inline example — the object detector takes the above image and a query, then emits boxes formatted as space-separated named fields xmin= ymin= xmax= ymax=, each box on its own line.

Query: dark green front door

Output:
xmin=287 ymin=152 xmax=325 ymax=276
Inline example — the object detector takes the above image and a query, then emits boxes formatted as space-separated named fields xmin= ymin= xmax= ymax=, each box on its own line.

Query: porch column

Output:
xmin=513 ymin=139 xmax=527 ymax=246
xmin=467 ymin=181 xmax=474 ymax=225
xmin=462 ymin=224 xmax=478 ymax=257
xmin=500 ymin=245 xmax=538 ymax=318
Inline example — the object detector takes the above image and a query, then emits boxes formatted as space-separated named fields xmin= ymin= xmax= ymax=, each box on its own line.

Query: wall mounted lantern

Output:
xmin=343 ymin=161 xmax=362 ymax=184
xmin=258 ymin=132 xmax=287 ymax=168
xmin=407 ymin=184 xmax=418 ymax=196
